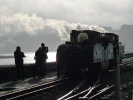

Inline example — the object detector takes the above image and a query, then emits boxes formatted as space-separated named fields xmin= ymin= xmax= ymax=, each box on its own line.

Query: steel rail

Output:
xmin=57 ymin=78 xmax=87 ymax=100
xmin=61 ymin=76 xmax=101 ymax=100
xmin=121 ymin=59 xmax=133 ymax=64
xmin=82 ymin=78 xmax=100 ymax=98
xmin=65 ymin=87 xmax=91 ymax=100
xmin=8 ymin=82 xmax=64 ymax=100
xmin=65 ymin=85 xmax=100 ymax=100
xmin=120 ymin=59 xmax=133 ymax=67
xmin=0 ymin=78 xmax=69 ymax=100
xmin=120 ymin=57 xmax=133 ymax=64
xmin=88 ymin=85 xmax=114 ymax=100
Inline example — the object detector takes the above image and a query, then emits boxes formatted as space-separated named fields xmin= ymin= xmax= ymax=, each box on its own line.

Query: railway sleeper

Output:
xmin=100 ymin=91 xmax=115 ymax=99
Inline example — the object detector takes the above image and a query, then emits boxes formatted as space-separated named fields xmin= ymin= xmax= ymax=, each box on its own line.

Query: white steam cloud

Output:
xmin=0 ymin=13 xmax=106 ymax=40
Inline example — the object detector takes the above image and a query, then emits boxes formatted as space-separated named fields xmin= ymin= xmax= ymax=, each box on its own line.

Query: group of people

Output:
xmin=14 ymin=43 xmax=48 ymax=80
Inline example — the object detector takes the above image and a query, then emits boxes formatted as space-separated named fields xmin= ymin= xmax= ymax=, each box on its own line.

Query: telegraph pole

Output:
xmin=114 ymin=35 xmax=121 ymax=100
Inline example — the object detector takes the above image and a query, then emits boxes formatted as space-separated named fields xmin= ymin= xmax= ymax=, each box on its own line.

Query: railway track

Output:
xmin=0 ymin=78 xmax=70 ymax=100
xmin=58 ymin=78 xmax=88 ymax=100
xmin=120 ymin=57 xmax=133 ymax=68
xmin=88 ymin=85 xmax=114 ymax=100
xmin=57 ymin=76 xmax=102 ymax=100
xmin=57 ymin=76 xmax=115 ymax=100
xmin=57 ymin=57 xmax=133 ymax=100
xmin=1 ymin=57 xmax=133 ymax=100
xmin=31 ymin=57 xmax=133 ymax=100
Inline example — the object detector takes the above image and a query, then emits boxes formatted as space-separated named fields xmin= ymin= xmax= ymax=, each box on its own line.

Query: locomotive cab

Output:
xmin=70 ymin=30 xmax=101 ymax=44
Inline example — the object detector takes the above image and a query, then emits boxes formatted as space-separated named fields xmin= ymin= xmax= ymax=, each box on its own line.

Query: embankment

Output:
xmin=0 ymin=62 xmax=56 ymax=84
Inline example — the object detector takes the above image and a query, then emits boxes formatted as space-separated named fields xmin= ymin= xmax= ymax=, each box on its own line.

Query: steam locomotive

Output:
xmin=56 ymin=30 xmax=125 ymax=77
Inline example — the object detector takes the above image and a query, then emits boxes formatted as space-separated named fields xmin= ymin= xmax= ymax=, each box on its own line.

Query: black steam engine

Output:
xmin=56 ymin=30 xmax=125 ymax=77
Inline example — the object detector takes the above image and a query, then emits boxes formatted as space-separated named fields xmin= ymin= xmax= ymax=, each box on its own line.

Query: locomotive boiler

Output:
xmin=56 ymin=30 xmax=125 ymax=77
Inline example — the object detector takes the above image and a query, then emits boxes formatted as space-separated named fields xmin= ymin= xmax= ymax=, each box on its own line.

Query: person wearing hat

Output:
xmin=14 ymin=46 xmax=25 ymax=80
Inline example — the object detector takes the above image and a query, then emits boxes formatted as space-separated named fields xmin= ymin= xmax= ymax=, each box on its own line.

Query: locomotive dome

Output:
xmin=78 ymin=32 xmax=89 ymax=43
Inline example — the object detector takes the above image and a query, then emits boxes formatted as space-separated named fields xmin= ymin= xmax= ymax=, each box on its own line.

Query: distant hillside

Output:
xmin=103 ymin=24 xmax=133 ymax=51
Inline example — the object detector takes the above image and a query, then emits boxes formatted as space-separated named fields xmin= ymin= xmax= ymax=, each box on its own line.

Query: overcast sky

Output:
xmin=0 ymin=0 xmax=132 ymax=33
xmin=0 ymin=0 xmax=133 ymax=52
xmin=1 ymin=0 xmax=132 ymax=28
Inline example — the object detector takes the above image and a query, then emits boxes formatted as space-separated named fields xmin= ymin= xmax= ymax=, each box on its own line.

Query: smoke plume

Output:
xmin=0 ymin=13 xmax=106 ymax=40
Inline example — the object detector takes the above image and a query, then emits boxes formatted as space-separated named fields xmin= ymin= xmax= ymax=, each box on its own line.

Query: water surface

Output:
xmin=0 ymin=52 xmax=56 ymax=66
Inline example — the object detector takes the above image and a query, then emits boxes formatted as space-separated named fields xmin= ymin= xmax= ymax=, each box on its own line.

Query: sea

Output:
xmin=0 ymin=52 xmax=56 ymax=66
xmin=0 ymin=50 xmax=132 ymax=66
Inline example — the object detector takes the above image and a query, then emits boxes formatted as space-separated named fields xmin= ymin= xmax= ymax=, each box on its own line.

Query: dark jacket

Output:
xmin=14 ymin=50 xmax=25 ymax=66
xmin=42 ymin=46 xmax=48 ymax=59
xmin=42 ymin=46 xmax=48 ymax=53
xmin=35 ymin=49 xmax=45 ymax=65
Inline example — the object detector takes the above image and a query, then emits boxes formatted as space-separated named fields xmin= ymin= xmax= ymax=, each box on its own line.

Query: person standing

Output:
xmin=41 ymin=43 xmax=48 ymax=75
xmin=34 ymin=47 xmax=45 ymax=77
xmin=14 ymin=46 xmax=25 ymax=80
xmin=41 ymin=43 xmax=48 ymax=53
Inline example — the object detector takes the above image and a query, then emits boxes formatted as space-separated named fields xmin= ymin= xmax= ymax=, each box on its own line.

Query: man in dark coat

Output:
xmin=41 ymin=43 xmax=48 ymax=53
xmin=34 ymin=47 xmax=45 ymax=77
xmin=41 ymin=43 xmax=48 ymax=74
xmin=14 ymin=46 xmax=25 ymax=80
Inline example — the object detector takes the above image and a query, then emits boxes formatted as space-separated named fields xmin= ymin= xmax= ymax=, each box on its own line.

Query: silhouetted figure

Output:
xmin=34 ymin=47 xmax=45 ymax=77
xmin=41 ymin=43 xmax=48 ymax=74
xmin=14 ymin=46 xmax=25 ymax=80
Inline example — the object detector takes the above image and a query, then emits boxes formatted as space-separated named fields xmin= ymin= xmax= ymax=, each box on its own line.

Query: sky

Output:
xmin=0 ymin=0 xmax=133 ymax=52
